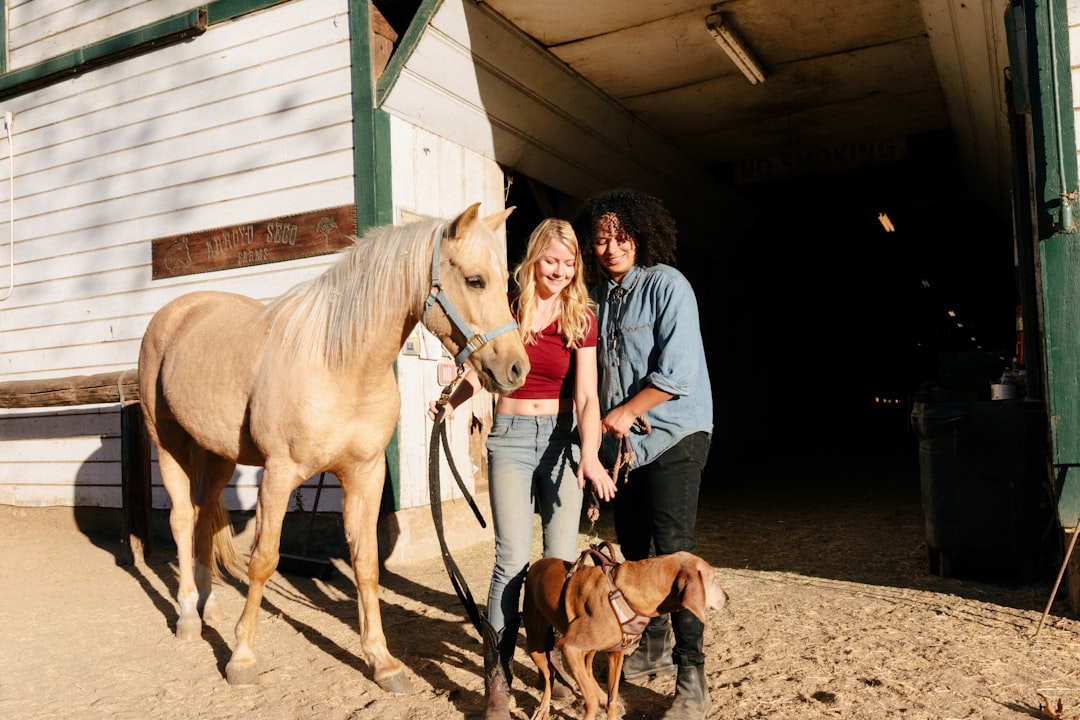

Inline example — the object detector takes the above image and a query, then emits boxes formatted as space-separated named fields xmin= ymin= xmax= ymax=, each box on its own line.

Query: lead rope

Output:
xmin=585 ymin=416 xmax=652 ymax=537
xmin=428 ymin=366 xmax=488 ymax=635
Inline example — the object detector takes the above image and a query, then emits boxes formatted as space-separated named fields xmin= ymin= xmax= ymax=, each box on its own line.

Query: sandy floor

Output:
xmin=2 ymin=451 xmax=1080 ymax=720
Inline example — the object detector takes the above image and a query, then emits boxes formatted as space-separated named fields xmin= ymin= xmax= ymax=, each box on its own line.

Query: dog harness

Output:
xmin=567 ymin=542 xmax=651 ymax=652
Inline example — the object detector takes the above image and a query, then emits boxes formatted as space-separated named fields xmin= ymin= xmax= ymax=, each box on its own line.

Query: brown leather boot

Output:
xmin=481 ymin=618 xmax=516 ymax=720
xmin=483 ymin=669 xmax=510 ymax=720
xmin=544 ymin=647 xmax=575 ymax=701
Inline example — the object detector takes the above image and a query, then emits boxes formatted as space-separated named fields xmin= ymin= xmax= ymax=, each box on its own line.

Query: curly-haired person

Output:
xmin=573 ymin=188 xmax=715 ymax=720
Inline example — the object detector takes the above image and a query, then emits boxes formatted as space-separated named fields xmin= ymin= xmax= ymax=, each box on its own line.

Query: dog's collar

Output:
xmin=567 ymin=542 xmax=651 ymax=651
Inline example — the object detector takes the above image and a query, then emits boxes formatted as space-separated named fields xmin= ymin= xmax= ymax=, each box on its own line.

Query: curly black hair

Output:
xmin=571 ymin=188 xmax=678 ymax=286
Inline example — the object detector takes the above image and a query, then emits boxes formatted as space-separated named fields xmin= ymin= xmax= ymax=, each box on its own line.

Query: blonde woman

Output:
xmin=432 ymin=218 xmax=616 ymax=719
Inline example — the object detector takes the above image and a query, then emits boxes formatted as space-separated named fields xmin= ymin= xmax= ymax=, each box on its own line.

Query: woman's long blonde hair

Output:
xmin=512 ymin=218 xmax=594 ymax=349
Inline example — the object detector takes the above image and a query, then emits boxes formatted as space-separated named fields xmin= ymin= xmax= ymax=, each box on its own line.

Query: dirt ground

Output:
xmin=4 ymin=451 xmax=1080 ymax=720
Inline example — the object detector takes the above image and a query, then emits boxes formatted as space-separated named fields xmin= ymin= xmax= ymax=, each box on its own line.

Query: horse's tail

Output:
xmin=209 ymin=495 xmax=249 ymax=583
xmin=188 ymin=445 xmax=249 ymax=583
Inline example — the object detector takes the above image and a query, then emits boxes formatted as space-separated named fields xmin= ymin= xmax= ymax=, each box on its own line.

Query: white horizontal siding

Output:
xmin=0 ymin=0 xmax=354 ymax=381
xmin=0 ymin=0 xmax=356 ymax=511
xmin=0 ymin=405 xmax=122 ymax=507
xmin=0 ymin=405 xmax=345 ymax=512
xmin=9 ymin=0 xmax=205 ymax=70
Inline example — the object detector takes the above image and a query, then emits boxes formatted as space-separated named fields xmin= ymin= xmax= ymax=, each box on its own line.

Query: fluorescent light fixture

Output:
xmin=878 ymin=212 xmax=895 ymax=232
xmin=706 ymin=13 xmax=766 ymax=85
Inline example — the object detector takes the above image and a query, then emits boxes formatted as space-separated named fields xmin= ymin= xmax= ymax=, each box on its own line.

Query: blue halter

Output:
xmin=423 ymin=223 xmax=519 ymax=366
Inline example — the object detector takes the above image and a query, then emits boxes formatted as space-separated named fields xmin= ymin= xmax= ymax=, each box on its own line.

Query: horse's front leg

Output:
xmin=225 ymin=460 xmax=293 ymax=685
xmin=341 ymin=461 xmax=411 ymax=693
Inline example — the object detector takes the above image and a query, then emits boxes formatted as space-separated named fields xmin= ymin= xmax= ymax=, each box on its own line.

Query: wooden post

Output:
xmin=120 ymin=401 xmax=153 ymax=565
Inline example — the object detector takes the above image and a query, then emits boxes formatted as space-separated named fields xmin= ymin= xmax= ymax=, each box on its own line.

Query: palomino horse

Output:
xmin=138 ymin=204 xmax=528 ymax=692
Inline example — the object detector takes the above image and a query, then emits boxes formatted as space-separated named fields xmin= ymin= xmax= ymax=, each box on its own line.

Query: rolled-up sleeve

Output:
xmin=643 ymin=272 xmax=700 ymax=397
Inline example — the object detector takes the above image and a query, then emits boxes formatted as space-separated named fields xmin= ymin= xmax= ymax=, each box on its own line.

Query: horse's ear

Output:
xmin=481 ymin=206 xmax=515 ymax=231
xmin=448 ymin=203 xmax=482 ymax=239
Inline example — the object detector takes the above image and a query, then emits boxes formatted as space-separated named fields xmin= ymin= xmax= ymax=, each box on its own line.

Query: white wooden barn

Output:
xmin=0 ymin=0 xmax=726 ymax=563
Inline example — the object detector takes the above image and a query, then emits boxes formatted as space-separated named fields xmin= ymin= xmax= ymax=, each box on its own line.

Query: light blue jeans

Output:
xmin=485 ymin=413 xmax=584 ymax=632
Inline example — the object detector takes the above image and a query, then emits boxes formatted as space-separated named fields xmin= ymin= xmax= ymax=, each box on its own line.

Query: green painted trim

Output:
xmin=0 ymin=2 xmax=8 ymax=75
xmin=1011 ymin=0 xmax=1080 ymax=524
xmin=375 ymin=0 xmax=445 ymax=106
xmin=205 ymin=0 xmax=290 ymax=25
xmin=351 ymin=0 xmax=377 ymax=231
xmin=0 ymin=8 xmax=206 ymax=101
xmin=350 ymin=0 xmax=399 ymax=509
xmin=0 ymin=1 xmax=296 ymax=102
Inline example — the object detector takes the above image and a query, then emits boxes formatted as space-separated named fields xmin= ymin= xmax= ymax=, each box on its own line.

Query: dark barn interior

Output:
xmin=504 ymin=128 xmax=1020 ymax=472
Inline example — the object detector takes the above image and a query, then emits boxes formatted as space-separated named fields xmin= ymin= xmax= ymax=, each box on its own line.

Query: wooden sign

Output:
xmin=151 ymin=204 xmax=358 ymax=279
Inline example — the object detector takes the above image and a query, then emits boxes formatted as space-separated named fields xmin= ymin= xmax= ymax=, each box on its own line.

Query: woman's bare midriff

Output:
xmin=494 ymin=396 xmax=574 ymax=416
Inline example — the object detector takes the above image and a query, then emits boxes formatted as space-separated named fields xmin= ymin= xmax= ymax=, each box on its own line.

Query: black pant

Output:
xmin=613 ymin=431 xmax=711 ymax=666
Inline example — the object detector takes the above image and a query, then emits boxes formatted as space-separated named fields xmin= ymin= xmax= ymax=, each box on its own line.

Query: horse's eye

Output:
xmin=466 ymin=276 xmax=485 ymax=289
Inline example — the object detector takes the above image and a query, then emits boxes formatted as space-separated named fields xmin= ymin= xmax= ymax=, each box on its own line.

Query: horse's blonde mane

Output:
xmin=261 ymin=218 xmax=441 ymax=368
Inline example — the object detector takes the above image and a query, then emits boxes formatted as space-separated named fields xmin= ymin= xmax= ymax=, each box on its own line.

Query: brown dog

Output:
xmin=523 ymin=548 xmax=728 ymax=720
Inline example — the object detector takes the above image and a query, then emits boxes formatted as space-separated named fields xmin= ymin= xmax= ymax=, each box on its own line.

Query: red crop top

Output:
xmin=505 ymin=310 xmax=598 ymax=400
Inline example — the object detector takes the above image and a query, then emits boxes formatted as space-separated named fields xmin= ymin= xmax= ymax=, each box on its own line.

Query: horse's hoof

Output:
xmin=225 ymin=659 xmax=259 ymax=685
xmin=175 ymin=617 xmax=202 ymax=641
xmin=375 ymin=670 xmax=412 ymax=694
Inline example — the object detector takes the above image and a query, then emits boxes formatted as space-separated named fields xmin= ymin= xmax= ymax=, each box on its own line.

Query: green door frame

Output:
xmin=350 ymin=0 xmax=445 ymax=511
xmin=1007 ymin=0 xmax=1080 ymax=526
xmin=349 ymin=0 xmax=399 ymax=509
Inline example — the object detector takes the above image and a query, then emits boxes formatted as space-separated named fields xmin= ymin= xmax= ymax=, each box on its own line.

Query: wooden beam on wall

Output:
xmin=0 ymin=370 xmax=139 ymax=409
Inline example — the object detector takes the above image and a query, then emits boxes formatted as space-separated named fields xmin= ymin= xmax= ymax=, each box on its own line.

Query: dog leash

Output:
xmin=428 ymin=372 xmax=488 ymax=636
xmin=567 ymin=542 xmax=650 ymax=650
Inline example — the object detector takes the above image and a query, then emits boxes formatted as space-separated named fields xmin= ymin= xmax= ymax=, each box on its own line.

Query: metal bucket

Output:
xmin=990 ymin=382 xmax=1018 ymax=400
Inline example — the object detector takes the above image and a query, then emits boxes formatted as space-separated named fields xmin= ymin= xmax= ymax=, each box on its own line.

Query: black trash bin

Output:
xmin=910 ymin=399 xmax=1053 ymax=581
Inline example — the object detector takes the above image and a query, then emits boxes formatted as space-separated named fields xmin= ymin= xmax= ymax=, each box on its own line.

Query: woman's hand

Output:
xmin=578 ymin=454 xmax=616 ymax=502
xmin=428 ymin=400 xmax=452 ymax=422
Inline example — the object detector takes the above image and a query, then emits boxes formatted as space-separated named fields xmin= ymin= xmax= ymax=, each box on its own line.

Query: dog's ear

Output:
xmin=675 ymin=558 xmax=712 ymax=624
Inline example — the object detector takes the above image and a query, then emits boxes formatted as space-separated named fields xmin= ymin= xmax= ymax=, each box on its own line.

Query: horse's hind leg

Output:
xmin=341 ymin=461 xmax=410 ymax=693
xmin=193 ymin=451 xmax=237 ymax=623
xmin=155 ymin=437 xmax=203 ymax=641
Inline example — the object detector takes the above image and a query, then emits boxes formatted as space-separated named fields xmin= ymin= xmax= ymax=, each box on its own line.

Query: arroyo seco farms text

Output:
xmin=205 ymin=221 xmax=300 ymax=265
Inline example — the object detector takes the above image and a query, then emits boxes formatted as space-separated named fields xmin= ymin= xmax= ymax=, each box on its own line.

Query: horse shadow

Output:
xmin=49 ymin=428 xmax=542 ymax=714
xmin=94 ymin=512 xmax=485 ymax=716
xmin=103 ymin=505 xmax=669 ymax=719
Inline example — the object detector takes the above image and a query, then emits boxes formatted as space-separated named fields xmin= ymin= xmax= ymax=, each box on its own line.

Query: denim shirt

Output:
xmin=590 ymin=263 xmax=713 ymax=469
